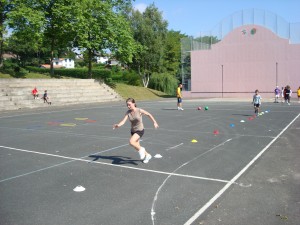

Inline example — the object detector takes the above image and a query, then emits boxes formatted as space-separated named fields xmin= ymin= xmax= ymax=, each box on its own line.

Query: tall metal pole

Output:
xmin=222 ymin=65 xmax=224 ymax=98
xmin=276 ymin=62 xmax=278 ymax=87
xmin=181 ymin=63 xmax=184 ymax=86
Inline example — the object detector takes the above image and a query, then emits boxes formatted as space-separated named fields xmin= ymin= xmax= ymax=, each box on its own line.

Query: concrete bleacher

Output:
xmin=0 ymin=79 xmax=122 ymax=111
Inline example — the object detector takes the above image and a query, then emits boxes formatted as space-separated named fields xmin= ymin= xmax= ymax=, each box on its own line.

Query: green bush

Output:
xmin=26 ymin=66 xmax=49 ymax=74
xmin=25 ymin=66 xmax=111 ymax=80
xmin=148 ymin=72 xmax=178 ymax=95
xmin=123 ymin=70 xmax=141 ymax=86
xmin=93 ymin=63 xmax=106 ymax=69
xmin=105 ymin=77 xmax=116 ymax=88
xmin=3 ymin=59 xmax=18 ymax=69
xmin=14 ymin=67 xmax=28 ymax=78
xmin=111 ymin=72 xmax=124 ymax=82
xmin=92 ymin=69 xmax=112 ymax=80
xmin=1 ymin=60 xmax=28 ymax=78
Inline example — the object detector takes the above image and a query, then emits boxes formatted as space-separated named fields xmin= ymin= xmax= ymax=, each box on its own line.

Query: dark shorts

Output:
xmin=177 ymin=97 xmax=182 ymax=103
xmin=131 ymin=129 xmax=144 ymax=138
xmin=254 ymin=103 xmax=260 ymax=108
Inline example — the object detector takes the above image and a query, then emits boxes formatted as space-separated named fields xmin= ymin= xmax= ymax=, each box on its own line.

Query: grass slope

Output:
xmin=114 ymin=83 xmax=173 ymax=101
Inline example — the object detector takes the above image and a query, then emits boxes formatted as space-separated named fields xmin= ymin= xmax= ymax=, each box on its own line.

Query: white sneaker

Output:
xmin=138 ymin=147 xmax=146 ymax=160
xmin=180 ymin=108 xmax=184 ymax=110
xmin=143 ymin=154 xmax=152 ymax=163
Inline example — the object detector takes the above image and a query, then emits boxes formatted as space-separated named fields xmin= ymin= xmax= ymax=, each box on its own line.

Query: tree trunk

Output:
xmin=0 ymin=16 xmax=4 ymax=68
xmin=88 ymin=48 xmax=92 ymax=79
xmin=138 ymin=66 xmax=150 ymax=87
xmin=142 ymin=73 xmax=150 ymax=87
xmin=50 ymin=37 xmax=54 ymax=76
xmin=0 ymin=37 xmax=3 ymax=68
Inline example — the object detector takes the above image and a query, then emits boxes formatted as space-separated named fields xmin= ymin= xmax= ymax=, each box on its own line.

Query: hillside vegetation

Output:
xmin=0 ymin=72 xmax=173 ymax=101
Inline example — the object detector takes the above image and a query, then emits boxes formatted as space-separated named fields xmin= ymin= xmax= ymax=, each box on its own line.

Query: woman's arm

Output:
xmin=140 ymin=109 xmax=159 ymax=129
xmin=113 ymin=114 xmax=128 ymax=129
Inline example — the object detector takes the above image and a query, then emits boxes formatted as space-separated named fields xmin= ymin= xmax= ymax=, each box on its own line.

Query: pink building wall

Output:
xmin=185 ymin=25 xmax=300 ymax=98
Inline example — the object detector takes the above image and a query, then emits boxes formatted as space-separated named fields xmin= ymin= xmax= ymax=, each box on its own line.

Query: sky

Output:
xmin=132 ymin=0 xmax=300 ymax=37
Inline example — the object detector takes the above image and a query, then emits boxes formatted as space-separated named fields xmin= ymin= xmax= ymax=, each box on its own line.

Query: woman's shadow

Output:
xmin=89 ymin=154 xmax=140 ymax=165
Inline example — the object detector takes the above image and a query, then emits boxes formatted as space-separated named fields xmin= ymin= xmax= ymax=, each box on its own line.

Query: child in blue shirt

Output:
xmin=274 ymin=86 xmax=280 ymax=103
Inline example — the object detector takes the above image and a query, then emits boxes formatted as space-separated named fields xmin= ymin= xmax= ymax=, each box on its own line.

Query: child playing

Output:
xmin=297 ymin=86 xmax=300 ymax=103
xmin=252 ymin=89 xmax=262 ymax=116
xmin=285 ymin=85 xmax=292 ymax=105
xmin=177 ymin=83 xmax=184 ymax=110
xmin=274 ymin=86 xmax=280 ymax=103
xmin=31 ymin=87 xmax=39 ymax=99
xmin=42 ymin=90 xmax=51 ymax=105
xmin=113 ymin=98 xmax=159 ymax=163
xmin=281 ymin=87 xmax=285 ymax=103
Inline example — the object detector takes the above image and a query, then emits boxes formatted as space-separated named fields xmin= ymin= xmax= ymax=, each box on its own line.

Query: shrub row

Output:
xmin=0 ymin=60 xmax=28 ymax=78
xmin=26 ymin=66 xmax=111 ymax=80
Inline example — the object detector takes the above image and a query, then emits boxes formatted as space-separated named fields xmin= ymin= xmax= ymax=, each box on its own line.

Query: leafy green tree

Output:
xmin=6 ymin=33 xmax=37 ymax=66
xmin=0 ymin=0 xmax=13 ymax=67
xmin=72 ymin=0 xmax=135 ymax=78
xmin=8 ymin=0 xmax=76 ymax=74
xmin=163 ymin=30 xmax=185 ymax=76
xmin=194 ymin=35 xmax=220 ymax=46
xmin=148 ymin=72 xmax=178 ymax=95
xmin=129 ymin=3 xmax=168 ymax=87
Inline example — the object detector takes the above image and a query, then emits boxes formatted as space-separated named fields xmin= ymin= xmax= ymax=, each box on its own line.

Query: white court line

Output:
xmin=0 ymin=145 xmax=230 ymax=184
xmin=0 ymin=104 xmax=121 ymax=119
xmin=165 ymin=143 xmax=183 ymax=151
xmin=184 ymin=113 xmax=300 ymax=225
xmin=151 ymin=138 xmax=233 ymax=225
xmin=0 ymin=126 xmax=129 ymax=140
xmin=0 ymin=143 xmax=129 ymax=183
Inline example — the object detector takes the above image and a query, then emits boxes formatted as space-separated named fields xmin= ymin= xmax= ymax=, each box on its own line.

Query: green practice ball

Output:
xmin=204 ymin=106 xmax=208 ymax=110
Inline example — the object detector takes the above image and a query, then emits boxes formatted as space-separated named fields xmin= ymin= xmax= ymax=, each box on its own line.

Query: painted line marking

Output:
xmin=0 ymin=143 xmax=129 ymax=183
xmin=184 ymin=113 xmax=300 ymax=225
xmin=0 ymin=126 xmax=129 ymax=140
xmin=60 ymin=123 xmax=76 ymax=127
xmin=0 ymin=104 xmax=122 ymax=119
xmin=165 ymin=143 xmax=184 ymax=151
xmin=151 ymin=138 xmax=233 ymax=225
xmin=0 ymin=145 xmax=230 ymax=184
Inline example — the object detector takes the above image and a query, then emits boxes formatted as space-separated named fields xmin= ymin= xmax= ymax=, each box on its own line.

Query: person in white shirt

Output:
xmin=252 ymin=89 xmax=262 ymax=116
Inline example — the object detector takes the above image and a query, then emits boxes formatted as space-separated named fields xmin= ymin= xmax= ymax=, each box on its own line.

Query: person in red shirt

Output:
xmin=31 ymin=87 xmax=39 ymax=99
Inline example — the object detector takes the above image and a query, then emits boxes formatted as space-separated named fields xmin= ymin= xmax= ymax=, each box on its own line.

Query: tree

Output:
xmin=72 ymin=0 xmax=135 ymax=78
xmin=6 ymin=32 xmax=38 ymax=66
xmin=8 ymin=0 xmax=76 ymax=74
xmin=129 ymin=4 xmax=168 ymax=87
xmin=39 ymin=0 xmax=75 ymax=75
xmin=194 ymin=35 xmax=220 ymax=47
xmin=0 ymin=0 xmax=13 ymax=67
xmin=163 ymin=30 xmax=185 ymax=76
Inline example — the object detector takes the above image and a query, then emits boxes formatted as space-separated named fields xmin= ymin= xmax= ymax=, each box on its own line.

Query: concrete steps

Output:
xmin=0 ymin=79 xmax=122 ymax=111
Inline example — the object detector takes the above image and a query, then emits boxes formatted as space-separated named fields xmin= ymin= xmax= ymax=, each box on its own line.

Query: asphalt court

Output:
xmin=0 ymin=99 xmax=299 ymax=225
